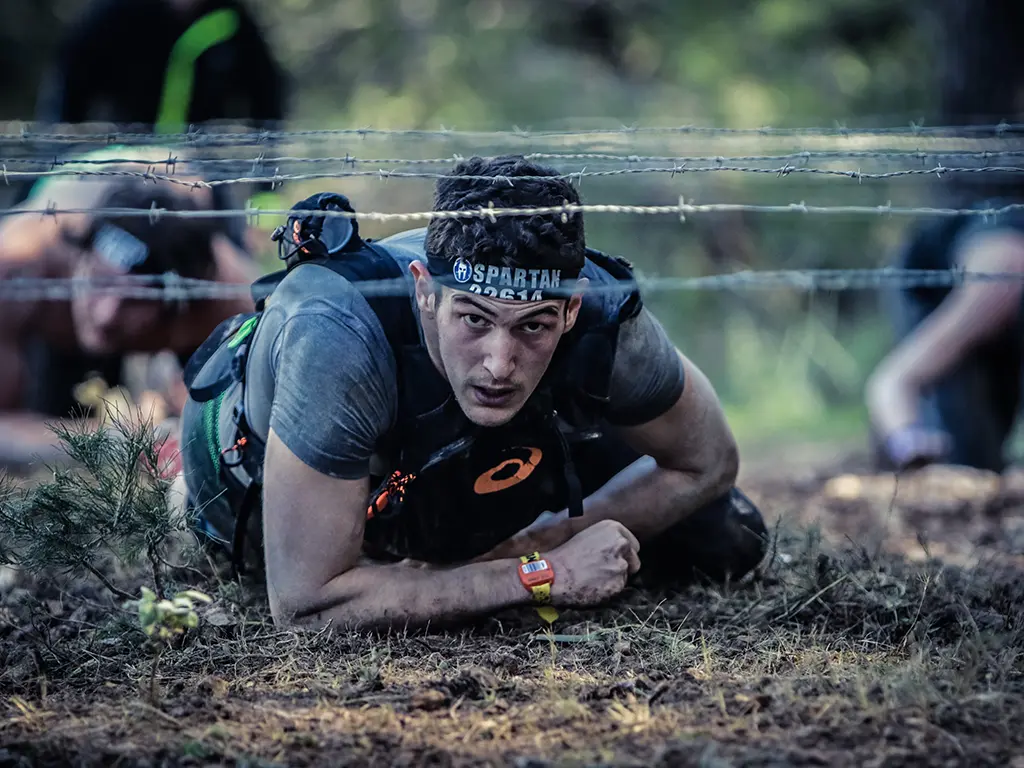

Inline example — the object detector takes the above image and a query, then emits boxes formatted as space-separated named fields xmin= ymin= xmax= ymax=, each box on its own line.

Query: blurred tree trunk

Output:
xmin=935 ymin=0 xmax=1024 ymax=205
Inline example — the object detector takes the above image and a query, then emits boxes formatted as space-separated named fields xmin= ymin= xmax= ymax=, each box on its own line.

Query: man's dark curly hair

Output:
xmin=425 ymin=155 xmax=585 ymax=273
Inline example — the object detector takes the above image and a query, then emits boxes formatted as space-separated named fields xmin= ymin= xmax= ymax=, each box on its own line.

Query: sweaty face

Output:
xmin=432 ymin=289 xmax=576 ymax=427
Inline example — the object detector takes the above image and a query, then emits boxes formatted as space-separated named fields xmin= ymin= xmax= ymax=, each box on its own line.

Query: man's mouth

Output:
xmin=470 ymin=384 xmax=518 ymax=408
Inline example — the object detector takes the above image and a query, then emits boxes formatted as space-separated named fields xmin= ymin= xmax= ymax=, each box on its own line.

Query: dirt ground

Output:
xmin=2 ymin=447 xmax=1023 ymax=767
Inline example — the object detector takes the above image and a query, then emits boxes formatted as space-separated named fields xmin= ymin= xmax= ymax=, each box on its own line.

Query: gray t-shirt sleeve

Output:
xmin=248 ymin=265 xmax=398 ymax=479
xmin=604 ymin=307 xmax=685 ymax=426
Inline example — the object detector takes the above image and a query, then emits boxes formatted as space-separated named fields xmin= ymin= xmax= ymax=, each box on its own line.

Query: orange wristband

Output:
xmin=519 ymin=552 xmax=558 ymax=623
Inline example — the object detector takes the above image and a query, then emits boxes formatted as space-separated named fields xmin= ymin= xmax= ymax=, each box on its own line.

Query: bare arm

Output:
xmin=866 ymin=229 xmax=1024 ymax=437
xmin=262 ymin=428 xmax=530 ymax=630
xmin=475 ymin=351 xmax=739 ymax=558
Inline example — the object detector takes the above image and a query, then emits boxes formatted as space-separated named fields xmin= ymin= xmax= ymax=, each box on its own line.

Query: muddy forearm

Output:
xmin=276 ymin=557 xmax=530 ymax=631
xmin=476 ymin=455 xmax=736 ymax=562
xmin=571 ymin=455 xmax=735 ymax=540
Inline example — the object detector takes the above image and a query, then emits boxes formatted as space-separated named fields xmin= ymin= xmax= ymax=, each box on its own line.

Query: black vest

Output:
xmin=184 ymin=230 xmax=642 ymax=566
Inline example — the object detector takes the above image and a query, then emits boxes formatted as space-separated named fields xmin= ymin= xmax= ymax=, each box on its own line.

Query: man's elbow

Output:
xmin=269 ymin=591 xmax=346 ymax=631
xmin=266 ymin=577 xmax=340 ymax=630
xmin=267 ymin=588 xmax=308 ymax=629
xmin=661 ymin=430 xmax=738 ymax=502
xmin=708 ymin=434 xmax=740 ymax=498
xmin=267 ymin=571 xmax=378 ymax=632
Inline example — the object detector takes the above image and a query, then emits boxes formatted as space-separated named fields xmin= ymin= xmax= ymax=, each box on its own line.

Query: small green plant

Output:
xmin=131 ymin=586 xmax=212 ymax=703
xmin=0 ymin=410 xmax=200 ymax=601
xmin=136 ymin=587 xmax=212 ymax=640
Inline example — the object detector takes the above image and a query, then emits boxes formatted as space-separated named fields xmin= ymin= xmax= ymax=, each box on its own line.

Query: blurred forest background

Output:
xmin=2 ymin=0 xmax=1023 ymax=452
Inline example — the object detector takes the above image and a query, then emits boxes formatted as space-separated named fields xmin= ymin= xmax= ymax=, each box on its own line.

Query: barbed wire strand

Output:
xmin=7 ymin=149 xmax=1024 ymax=170
xmin=4 ymin=121 xmax=1024 ymax=145
xmin=3 ymin=267 xmax=1023 ymax=302
xmin=6 ymin=164 xmax=1024 ymax=189
xmin=4 ymin=201 xmax=1024 ymax=223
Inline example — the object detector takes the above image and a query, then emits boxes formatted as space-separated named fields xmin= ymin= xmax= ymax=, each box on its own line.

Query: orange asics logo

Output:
xmin=473 ymin=447 xmax=543 ymax=494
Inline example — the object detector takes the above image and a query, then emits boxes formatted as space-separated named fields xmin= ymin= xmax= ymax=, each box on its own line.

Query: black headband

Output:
xmin=426 ymin=253 xmax=582 ymax=301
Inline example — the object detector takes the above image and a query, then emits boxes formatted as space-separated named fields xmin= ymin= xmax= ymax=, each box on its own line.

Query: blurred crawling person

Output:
xmin=866 ymin=0 xmax=1024 ymax=473
xmin=866 ymin=205 xmax=1024 ymax=473
xmin=0 ymin=172 xmax=258 ymax=468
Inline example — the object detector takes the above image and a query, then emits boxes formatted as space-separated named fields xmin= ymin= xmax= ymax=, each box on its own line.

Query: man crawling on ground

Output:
xmin=179 ymin=155 xmax=769 ymax=630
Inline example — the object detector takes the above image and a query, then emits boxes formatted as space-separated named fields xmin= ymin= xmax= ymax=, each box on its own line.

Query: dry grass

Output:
xmin=2 ymin=460 xmax=1023 ymax=767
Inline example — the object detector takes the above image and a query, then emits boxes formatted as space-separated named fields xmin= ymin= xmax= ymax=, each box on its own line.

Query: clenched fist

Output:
xmin=548 ymin=520 xmax=641 ymax=607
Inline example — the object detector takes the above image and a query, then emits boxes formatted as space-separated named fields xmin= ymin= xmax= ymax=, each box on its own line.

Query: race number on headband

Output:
xmin=428 ymin=255 xmax=581 ymax=301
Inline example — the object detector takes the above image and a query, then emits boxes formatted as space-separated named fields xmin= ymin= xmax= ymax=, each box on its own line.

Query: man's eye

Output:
xmin=463 ymin=314 xmax=489 ymax=328
xmin=519 ymin=322 xmax=549 ymax=334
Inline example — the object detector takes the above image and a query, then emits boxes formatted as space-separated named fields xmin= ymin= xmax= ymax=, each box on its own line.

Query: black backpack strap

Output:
xmin=559 ymin=248 xmax=643 ymax=408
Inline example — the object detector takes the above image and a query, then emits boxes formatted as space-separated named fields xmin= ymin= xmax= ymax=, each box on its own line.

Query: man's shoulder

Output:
xmin=271 ymin=260 xmax=368 ymax=302
xmin=374 ymin=227 xmax=427 ymax=264
xmin=263 ymin=261 xmax=387 ymax=330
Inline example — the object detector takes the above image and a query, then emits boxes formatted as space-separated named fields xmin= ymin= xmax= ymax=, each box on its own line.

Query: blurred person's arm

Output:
xmin=164 ymin=232 xmax=259 ymax=354
xmin=0 ymin=309 xmax=72 ymax=468
xmin=866 ymin=228 xmax=1024 ymax=446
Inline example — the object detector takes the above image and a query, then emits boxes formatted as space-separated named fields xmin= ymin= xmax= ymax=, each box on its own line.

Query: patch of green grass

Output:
xmin=725 ymin=401 xmax=867 ymax=450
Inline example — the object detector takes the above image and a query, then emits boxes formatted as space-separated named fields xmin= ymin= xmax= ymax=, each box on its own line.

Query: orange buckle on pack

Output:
xmin=366 ymin=470 xmax=416 ymax=520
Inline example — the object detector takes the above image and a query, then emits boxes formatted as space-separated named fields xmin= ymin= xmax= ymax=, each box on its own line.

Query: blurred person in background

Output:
xmin=30 ymin=0 xmax=288 ymax=212
xmin=0 ymin=166 xmax=258 ymax=469
xmin=36 ymin=0 xmax=286 ymax=135
xmin=866 ymin=0 xmax=1024 ymax=473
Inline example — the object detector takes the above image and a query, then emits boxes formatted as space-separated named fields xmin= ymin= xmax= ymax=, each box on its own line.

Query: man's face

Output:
xmin=71 ymin=255 xmax=167 ymax=354
xmin=422 ymin=283 xmax=583 ymax=427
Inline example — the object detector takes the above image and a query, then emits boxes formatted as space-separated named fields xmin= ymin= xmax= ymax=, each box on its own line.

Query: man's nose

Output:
xmin=481 ymin=330 xmax=517 ymax=381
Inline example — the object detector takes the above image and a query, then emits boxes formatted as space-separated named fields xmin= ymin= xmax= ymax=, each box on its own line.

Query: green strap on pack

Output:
xmin=155 ymin=9 xmax=240 ymax=134
xmin=203 ymin=391 xmax=226 ymax=471
xmin=228 ymin=316 xmax=259 ymax=349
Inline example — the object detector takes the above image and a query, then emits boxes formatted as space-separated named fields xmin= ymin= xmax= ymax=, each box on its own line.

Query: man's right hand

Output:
xmin=547 ymin=520 xmax=641 ymax=607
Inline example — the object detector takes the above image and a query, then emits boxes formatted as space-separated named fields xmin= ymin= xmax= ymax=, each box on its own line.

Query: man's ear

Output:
xmin=562 ymin=276 xmax=589 ymax=334
xmin=409 ymin=260 xmax=436 ymax=316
